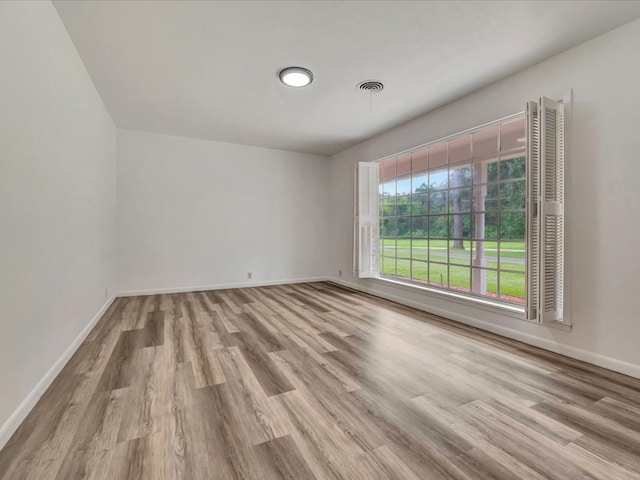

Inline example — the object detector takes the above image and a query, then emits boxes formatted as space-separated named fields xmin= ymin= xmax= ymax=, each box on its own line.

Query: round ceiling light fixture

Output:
xmin=278 ymin=66 xmax=314 ymax=88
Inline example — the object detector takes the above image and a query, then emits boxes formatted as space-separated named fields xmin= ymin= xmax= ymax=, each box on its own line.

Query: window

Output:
xmin=355 ymin=97 xmax=565 ymax=324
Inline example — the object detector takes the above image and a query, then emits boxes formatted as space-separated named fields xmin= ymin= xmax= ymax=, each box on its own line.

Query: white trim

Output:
xmin=115 ymin=276 xmax=330 ymax=297
xmin=329 ymin=278 xmax=640 ymax=380
xmin=0 ymin=295 xmax=117 ymax=451
xmin=373 ymin=276 xmax=527 ymax=320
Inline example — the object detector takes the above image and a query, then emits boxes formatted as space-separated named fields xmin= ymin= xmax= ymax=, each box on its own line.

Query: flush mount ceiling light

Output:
xmin=278 ymin=67 xmax=313 ymax=88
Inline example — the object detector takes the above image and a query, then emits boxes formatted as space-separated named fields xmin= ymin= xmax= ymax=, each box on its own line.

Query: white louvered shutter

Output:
xmin=539 ymin=97 xmax=565 ymax=322
xmin=525 ymin=101 xmax=540 ymax=321
xmin=526 ymin=97 xmax=565 ymax=322
xmin=355 ymin=162 xmax=380 ymax=278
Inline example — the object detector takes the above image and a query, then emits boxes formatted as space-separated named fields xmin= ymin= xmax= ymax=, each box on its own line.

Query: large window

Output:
xmin=378 ymin=115 xmax=526 ymax=305
xmin=356 ymin=97 xmax=566 ymax=324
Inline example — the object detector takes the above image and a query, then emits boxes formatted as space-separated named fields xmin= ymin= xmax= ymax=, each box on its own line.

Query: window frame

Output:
xmin=375 ymin=112 xmax=528 ymax=309
xmin=355 ymin=94 xmax=571 ymax=329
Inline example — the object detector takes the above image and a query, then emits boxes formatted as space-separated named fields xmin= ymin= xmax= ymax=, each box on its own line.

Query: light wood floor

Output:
xmin=2 ymin=282 xmax=640 ymax=479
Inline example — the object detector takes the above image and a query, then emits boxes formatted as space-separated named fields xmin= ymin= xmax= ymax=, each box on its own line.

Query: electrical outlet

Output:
xmin=247 ymin=272 xmax=252 ymax=279
xmin=339 ymin=269 xmax=342 ymax=277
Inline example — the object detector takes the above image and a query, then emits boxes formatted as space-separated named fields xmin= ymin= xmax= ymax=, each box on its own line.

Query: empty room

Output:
xmin=2 ymin=0 xmax=640 ymax=478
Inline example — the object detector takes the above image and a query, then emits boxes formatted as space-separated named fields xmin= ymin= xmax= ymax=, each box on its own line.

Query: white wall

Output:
xmin=330 ymin=18 xmax=640 ymax=377
xmin=117 ymin=129 xmax=331 ymax=293
xmin=0 ymin=1 xmax=118 ymax=442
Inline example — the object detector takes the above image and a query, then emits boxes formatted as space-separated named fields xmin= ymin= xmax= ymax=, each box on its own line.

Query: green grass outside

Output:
xmin=381 ymin=239 xmax=525 ymax=258
xmin=385 ymin=250 xmax=525 ymax=271
xmin=379 ymin=239 xmax=526 ymax=303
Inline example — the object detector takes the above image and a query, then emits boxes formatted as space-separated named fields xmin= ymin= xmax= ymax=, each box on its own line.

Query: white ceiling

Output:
xmin=53 ymin=1 xmax=640 ymax=156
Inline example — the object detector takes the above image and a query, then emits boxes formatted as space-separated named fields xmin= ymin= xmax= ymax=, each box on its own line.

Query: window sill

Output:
xmin=367 ymin=275 xmax=571 ymax=331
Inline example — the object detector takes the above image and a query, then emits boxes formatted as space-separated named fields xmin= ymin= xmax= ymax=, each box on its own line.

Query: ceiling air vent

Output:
xmin=357 ymin=80 xmax=384 ymax=94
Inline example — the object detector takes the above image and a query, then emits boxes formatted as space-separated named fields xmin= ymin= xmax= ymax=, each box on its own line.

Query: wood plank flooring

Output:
xmin=2 ymin=281 xmax=640 ymax=479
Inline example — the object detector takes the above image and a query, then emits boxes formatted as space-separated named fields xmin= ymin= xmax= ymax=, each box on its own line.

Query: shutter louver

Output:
xmin=355 ymin=162 xmax=380 ymax=278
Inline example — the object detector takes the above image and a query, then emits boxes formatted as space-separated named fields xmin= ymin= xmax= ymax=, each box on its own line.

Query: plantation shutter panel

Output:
xmin=525 ymin=101 xmax=540 ymax=321
xmin=355 ymin=162 xmax=379 ymax=278
xmin=539 ymin=97 xmax=565 ymax=322
xmin=526 ymin=97 xmax=565 ymax=322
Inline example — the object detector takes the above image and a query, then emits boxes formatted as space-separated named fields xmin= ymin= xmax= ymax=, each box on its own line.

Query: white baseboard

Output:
xmin=115 ymin=276 xmax=331 ymax=297
xmin=0 ymin=295 xmax=116 ymax=451
xmin=329 ymin=277 xmax=640 ymax=380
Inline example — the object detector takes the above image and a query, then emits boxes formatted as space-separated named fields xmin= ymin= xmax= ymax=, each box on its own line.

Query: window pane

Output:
xmin=429 ymin=168 xmax=448 ymax=190
xmin=428 ymin=215 xmax=448 ymax=239
xmin=381 ymin=157 xmax=396 ymax=181
xmin=499 ymin=180 xmax=526 ymax=210
xmin=412 ymin=216 xmax=427 ymax=238
xmin=499 ymin=271 xmax=525 ymax=304
xmin=501 ymin=118 xmax=525 ymax=152
xmin=499 ymin=156 xmax=526 ymax=181
xmin=428 ymin=239 xmax=446 ymax=263
xmin=499 ymin=241 xmax=525 ymax=271
xmin=500 ymin=212 xmax=525 ymax=240
xmin=382 ymin=179 xmax=395 ymax=197
xmin=411 ymin=239 xmax=428 ymax=261
xmin=449 ymin=187 xmax=471 ymax=213
xmin=412 ymin=148 xmax=428 ymax=172
xmin=450 ymin=163 xmax=472 ymax=188
xmin=500 ymin=258 xmax=525 ymax=274
xmin=381 ymin=255 xmax=396 ymax=277
xmin=449 ymin=135 xmax=471 ymax=164
xmin=397 ymin=217 xmax=411 ymax=237
xmin=428 ymin=262 xmax=448 ymax=288
xmin=397 ymin=177 xmax=411 ymax=195
xmin=397 ymin=153 xmax=411 ymax=177
xmin=397 ymin=239 xmax=411 ymax=259
xmin=449 ymin=214 xmax=472 ymax=239
xmin=429 ymin=191 xmax=448 ymax=214
xmin=396 ymin=196 xmax=411 ymax=216
xmin=381 ymin=217 xmax=396 ymax=237
xmin=382 ymin=237 xmax=396 ymax=256
xmin=473 ymin=126 xmax=499 ymax=158
xmin=449 ymin=240 xmax=472 ymax=266
xmin=449 ymin=266 xmax=471 ymax=293
xmin=396 ymin=258 xmax=411 ymax=280
xmin=412 ymin=171 xmax=427 ymax=193
xmin=411 ymin=193 xmax=428 ymax=215
xmin=380 ymin=196 xmax=395 ymax=217
xmin=411 ymin=260 xmax=427 ymax=283
xmin=429 ymin=143 xmax=447 ymax=169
